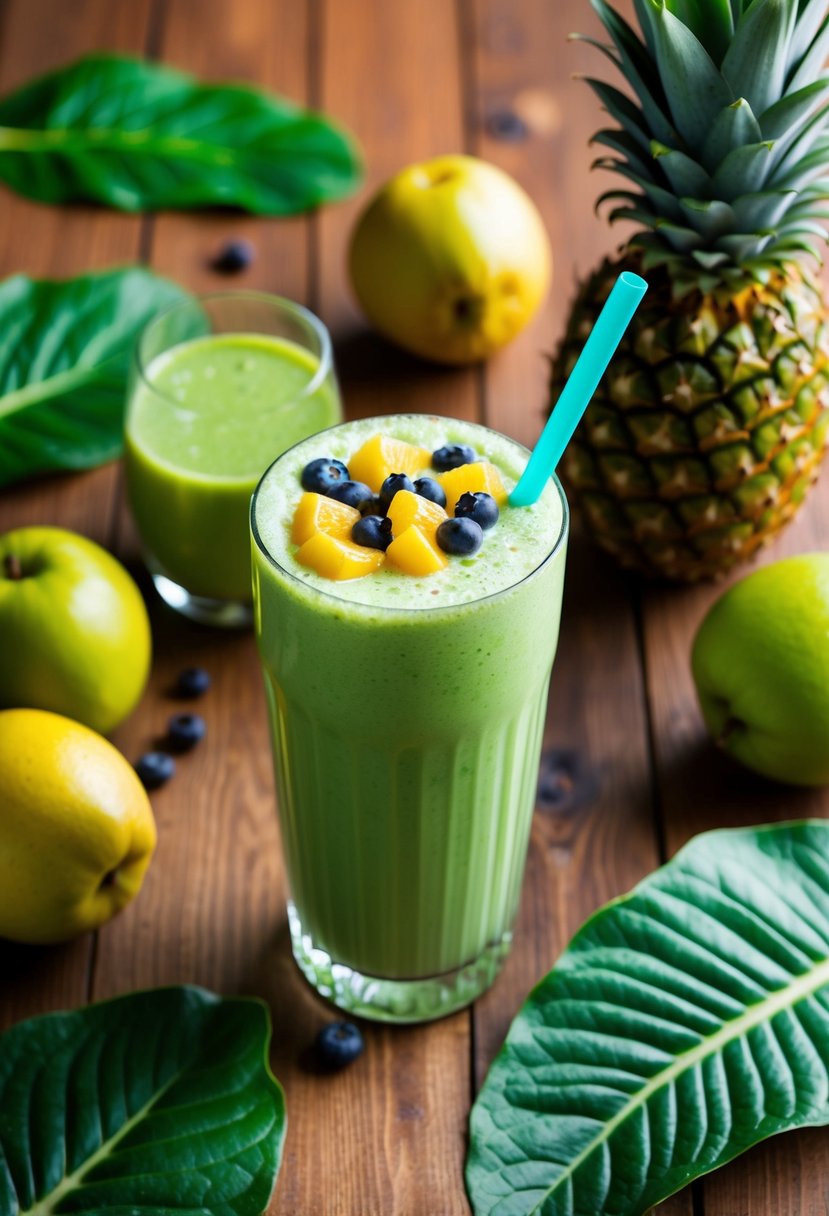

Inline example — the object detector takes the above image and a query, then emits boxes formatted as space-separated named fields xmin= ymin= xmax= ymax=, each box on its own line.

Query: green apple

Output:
xmin=691 ymin=553 xmax=829 ymax=786
xmin=0 ymin=527 xmax=151 ymax=734
xmin=349 ymin=154 xmax=551 ymax=364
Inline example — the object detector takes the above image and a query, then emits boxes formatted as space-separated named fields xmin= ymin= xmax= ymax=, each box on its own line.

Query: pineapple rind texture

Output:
xmin=554 ymin=258 xmax=829 ymax=582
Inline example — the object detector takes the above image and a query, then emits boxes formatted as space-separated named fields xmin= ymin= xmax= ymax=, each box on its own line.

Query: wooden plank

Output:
xmin=463 ymin=3 xmax=691 ymax=1214
xmin=0 ymin=0 xmax=152 ymax=1028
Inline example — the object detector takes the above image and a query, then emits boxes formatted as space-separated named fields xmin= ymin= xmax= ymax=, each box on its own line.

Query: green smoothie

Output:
xmin=126 ymin=333 xmax=341 ymax=604
xmin=251 ymin=415 xmax=568 ymax=1022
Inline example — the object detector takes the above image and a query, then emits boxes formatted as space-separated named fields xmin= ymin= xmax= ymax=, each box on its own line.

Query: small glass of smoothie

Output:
xmin=251 ymin=415 xmax=568 ymax=1022
xmin=125 ymin=293 xmax=342 ymax=627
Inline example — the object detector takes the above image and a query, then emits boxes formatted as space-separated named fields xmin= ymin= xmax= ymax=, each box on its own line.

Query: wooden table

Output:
xmin=2 ymin=1 xmax=828 ymax=1212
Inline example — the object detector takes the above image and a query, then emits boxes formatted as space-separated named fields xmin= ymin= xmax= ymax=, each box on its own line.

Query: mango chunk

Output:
xmin=349 ymin=434 xmax=432 ymax=493
xmin=386 ymin=525 xmax=448 ymax=575
xmin=291 ymin=492 xmax=361 ymax=545
xmin=387 ymin=489 xmax=447 ymax=550
xmin=296 ymin=531 xmax=385 ymax=580
xmin=438 ymin=461 xmax=508 ymax=514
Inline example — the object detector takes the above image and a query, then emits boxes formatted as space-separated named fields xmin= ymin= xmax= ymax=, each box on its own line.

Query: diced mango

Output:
xmin=291 ymin=492 xmax=361 ymax=546
xmin=296 ymin=531 xmax=385 ymax=580
xmin=348 ymin=434 xmax=432 ymax=493
xmin=387 ymin=489 xmax=447 ymax=550
xmin=386 ymin=525 xmax=448 ymax=575
xmin=438 ymin=462 xmax=508 ymax=514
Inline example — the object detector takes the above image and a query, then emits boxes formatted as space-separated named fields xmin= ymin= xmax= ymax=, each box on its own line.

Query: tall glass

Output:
xmin=125 ymin=293 xmax=342 ymax=628
xmin=251 ymin=416 xmax=568 ymax=1023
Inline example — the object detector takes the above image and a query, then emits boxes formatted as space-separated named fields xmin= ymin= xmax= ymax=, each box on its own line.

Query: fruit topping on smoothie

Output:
xmin=455 ymin=491 xmax=499 ymax=530
xmin=349 ymin=435 xmax=432 ymax=491
xmin=432 ymin=443 xmax=477 ymax=471
xmin=439 ymin=461 xmax=507 ymax=513
xmin=296 ymin=532 xmax=386 ymax=579
xmin=291 ymin=493 xmax=360 ymax=545
xmin=387 ymin=525 xmax=448 ymax=574
xmin=328 ymin=479 xmax=374 ymax=510
xmin=301 ymin=457 xmax=350 ymax=494
xmin=413 ymin=476 xmax=447 ymax=507
xmin=352 ymin=515 xmax=393 ymax=551
xmin=294 ymin=436 xmax=508 ymax=580
xmin=436 ymin=517 xmax=484 ymax=556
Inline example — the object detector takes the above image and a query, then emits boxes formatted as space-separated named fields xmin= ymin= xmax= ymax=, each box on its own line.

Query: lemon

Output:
xmin=0 ymin=709 xmax=157 ymax=943
xmin=692 ymin=553 xmax=829 ymax=786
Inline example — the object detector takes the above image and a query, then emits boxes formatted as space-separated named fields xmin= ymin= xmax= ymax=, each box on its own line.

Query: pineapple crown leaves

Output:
xmin=577 ymin=0 xmax=829 ymax=292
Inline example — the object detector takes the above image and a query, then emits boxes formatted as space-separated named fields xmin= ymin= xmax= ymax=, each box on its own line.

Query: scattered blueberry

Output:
xmin=210 ymin=239 xmax=255 ymax=274
xmin=413 ymin=477 xmax=447 ymax=508
xmin=432 ymin=443 xmax=476 ymax=472
xmin=314 ymin=1021 xmax=364 ymax=1070
xmin=135 ymin=752 xmax=176 ymax=790
xmin=352 ymin=515 xmax=393 ymax=551
xmin=301 ymin=457 xmax=350 ymax=494
xmin=436 ymin=517 xmax=484 ymax=556
xmin=328 ymin=479 xmax=373 ymax=510
xmin=175 ymin=667 xmax=211 ymax=698
xmin=455 ymin=491 xmax=499 ymax=531
xmin=379 ymin=472 xmax=415 ymax=511
xmin=167 ymin=713 xmax=207 ymax=753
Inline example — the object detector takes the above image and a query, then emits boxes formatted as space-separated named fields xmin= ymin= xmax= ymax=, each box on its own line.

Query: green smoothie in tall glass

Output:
xmin=251 ymin=415 xmax=568 ymax=1022
xmin=125 ymin=294 xmax=341 ymax=626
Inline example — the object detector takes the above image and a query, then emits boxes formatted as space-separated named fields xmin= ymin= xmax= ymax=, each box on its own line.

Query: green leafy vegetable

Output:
xmin=0 ymin=54 xmax=362 ymax=213
xmin=0 ymin=986 xmax=286 ymax=1216
xmin=0 ymin=266 xmax=187 ymax=488
xmin=467 ymin=822 xmax=829 ymax=1216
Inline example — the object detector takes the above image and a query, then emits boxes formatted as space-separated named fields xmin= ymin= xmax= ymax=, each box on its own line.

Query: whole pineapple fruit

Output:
xmin=553 ymin=0 xmax=829 ymax=581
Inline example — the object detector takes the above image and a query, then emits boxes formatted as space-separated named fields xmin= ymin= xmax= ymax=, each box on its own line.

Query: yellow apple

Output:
xmin=349 ymin=155 xmax=552 ymax=364
xmin=0 ymin=526 xmax=151 ymax=734
xmin=0 ymin=709 xmax=156 ymax=943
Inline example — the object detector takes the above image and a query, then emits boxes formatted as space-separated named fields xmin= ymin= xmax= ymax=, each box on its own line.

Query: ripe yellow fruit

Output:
xmin=0 ymin=709 xmax=157 ymax=943
xmin=349 ymin=155 xmax=552 ymax=364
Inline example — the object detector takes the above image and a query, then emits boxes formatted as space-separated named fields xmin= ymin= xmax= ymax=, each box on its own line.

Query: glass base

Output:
xmin=151 ymin=570 xmax=253 ymax=629
xmin=288 ymin=902 xmax=513 ymax=1024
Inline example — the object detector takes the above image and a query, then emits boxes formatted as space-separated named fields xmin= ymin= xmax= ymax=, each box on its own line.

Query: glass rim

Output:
xmin=133 ymin=290 xmax=335 ymax=408
xmin=250 ymin=414 xmax=570 ymax=618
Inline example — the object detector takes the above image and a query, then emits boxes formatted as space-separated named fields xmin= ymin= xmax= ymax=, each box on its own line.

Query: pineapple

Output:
xmin=552 ymin=0 xmax=829 ymax=581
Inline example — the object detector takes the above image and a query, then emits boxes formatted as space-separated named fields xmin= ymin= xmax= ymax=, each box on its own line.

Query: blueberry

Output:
xmin=314 ymin=1021 xmax=364 ymax=1070
xmin=167 ymin=713 xmax=207 ymax=753
xmin=379 ymin=472 xmax=415 ymax=511
xmin=436 ymin=517 xmax=484 ymax=556
xmin=175 ymin=667 xmax=211 ymax=698
xmin=352 ymin=515 xmax=393 ymax=551
xmin=413 ymin=477 xmax=447 ymax=508
xmin=328 ymin=479 xmax=373 ymax=510
xmin=210 ymin=239 xmax=255 ymax=274
xmin=455 ymin=491 xmax=499 ymax=531
xmin=135 ymin=752 xmax=176 ymax=790
xmin=432 ymin=443 xmax=476 ymax=472
xmin=359 ymin=494 xmax=384 ymax=517
xmin=301 ymin=457 xmax=350 ymax=494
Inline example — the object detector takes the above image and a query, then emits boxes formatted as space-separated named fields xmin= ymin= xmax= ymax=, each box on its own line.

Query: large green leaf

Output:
xmin=467 ymin=822 xmax=829 ymax=1216
xmin=0 ymin=986 xmax=285 ymax=1216
xmin=0 ymin=267 xmax=187 ymax=488
xmin=0 ymin=54 xmax=362 ymax=213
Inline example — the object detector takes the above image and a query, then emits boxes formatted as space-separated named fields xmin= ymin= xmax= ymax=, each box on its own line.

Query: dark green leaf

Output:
xmin=732 ymin=188 xmax=798 ymax=230
xmin=721 ymin=0 xmax=796 ymax=116
xmin=582 ymin=78 xmax=652 ymax=150
xmin=760 ymin=78 xmax=829 ymax=141
xmin=788 ymin=0 xmax=829 ymax=72
xmin=651 ymin=141 xmax=711 ymax=195
xmin=0 ymin=267 xmax=188 ymax=488
xmin=788 ymin=15 xmax=829 ymax=93
xmin=678 ymin=196 xmax=735 ymax=237
xmin=649 ymin=3 xmax=734 ymax=145
xmin=665 ymin=0 xmax=734 ymax=63
xmin=589 ymin=1 xmax=677 ymax=142
xmin=711 ymin=140 xmax=774 ymax=199
xmin=0 ymin=986 xmax=286 ymax=1216
xmin=0 ymin=54 xmax=362 ymax=213
xmin=467 ymin=822 xmax=829 ymax=1216
xmin=701 ymin=97 xmax=762 ymax=172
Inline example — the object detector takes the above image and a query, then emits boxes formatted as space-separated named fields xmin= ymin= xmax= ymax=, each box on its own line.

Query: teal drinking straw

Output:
xmin=509 ymin=270 xmax=648 ymax=507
